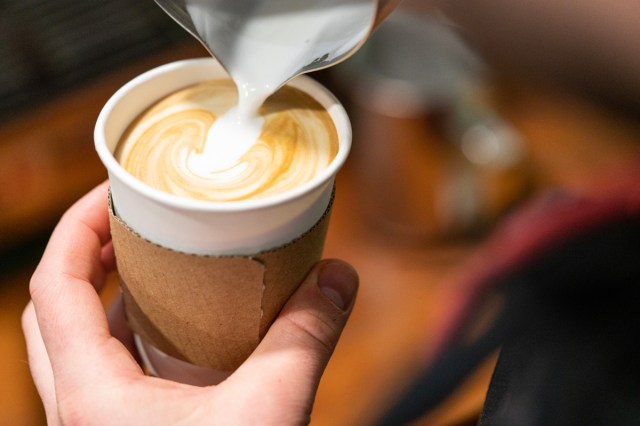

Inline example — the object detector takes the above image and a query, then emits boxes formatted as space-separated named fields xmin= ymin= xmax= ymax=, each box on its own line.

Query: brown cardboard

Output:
xmin=108 ymin=188 xmax=333 ymax=371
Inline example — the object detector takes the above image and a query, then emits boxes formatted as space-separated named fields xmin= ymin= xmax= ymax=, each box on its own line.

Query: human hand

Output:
xmin=22 ymin=181 xmax=358 ymax=425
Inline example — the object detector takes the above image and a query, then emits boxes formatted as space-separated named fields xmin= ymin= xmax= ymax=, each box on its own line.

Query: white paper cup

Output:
xmin=95 ymin=58 xmax=351 ymax=384
xmin=96 ymin=57 xmax=350 ymax=255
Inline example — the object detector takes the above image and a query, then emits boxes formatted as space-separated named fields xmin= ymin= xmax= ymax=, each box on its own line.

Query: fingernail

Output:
xmin=318 ymin=261 xmax=358 ymax=311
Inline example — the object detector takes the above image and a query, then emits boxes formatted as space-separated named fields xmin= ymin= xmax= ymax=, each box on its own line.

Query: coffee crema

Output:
xmin=115 ymin=79 xmax=338 ymax=202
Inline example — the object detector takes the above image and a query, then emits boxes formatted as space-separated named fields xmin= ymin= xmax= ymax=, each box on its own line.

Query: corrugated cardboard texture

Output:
xmin=108 ymin=189 xmax=333 ymax=371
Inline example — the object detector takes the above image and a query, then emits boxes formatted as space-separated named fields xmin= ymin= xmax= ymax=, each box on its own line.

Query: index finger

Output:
xmin=30 ymin=182 xmax=140 ymax=389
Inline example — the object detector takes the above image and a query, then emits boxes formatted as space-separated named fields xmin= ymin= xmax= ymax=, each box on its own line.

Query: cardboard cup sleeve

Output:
xmin=107 ymin=188 xmax=333 ymax=372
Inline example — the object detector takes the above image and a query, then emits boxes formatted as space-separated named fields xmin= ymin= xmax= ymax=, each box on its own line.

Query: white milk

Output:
xmin=187 ymin=106 xmax=263 ymax=174
xmin=184 ymin=0 xmax=376 ymax=174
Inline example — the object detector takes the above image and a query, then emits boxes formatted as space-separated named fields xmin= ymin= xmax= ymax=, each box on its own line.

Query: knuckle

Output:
xmin=28 ymin=271 xmax=42 ymax=300
xmin=28 ymin=271 xmax=54 ymax=316
xmin=282 ymin=309 xmax=341 ymax=356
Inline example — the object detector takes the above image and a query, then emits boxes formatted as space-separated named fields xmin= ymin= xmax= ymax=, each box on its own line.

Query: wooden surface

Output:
xmin=1 ymin=41 xmax=640 ymax=425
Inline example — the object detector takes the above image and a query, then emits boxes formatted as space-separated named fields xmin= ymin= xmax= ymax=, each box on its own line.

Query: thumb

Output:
xmin=262 ymin=259 xmax=358 ymax=356
xmin=232 ymin=259 xmax=358 ymax=410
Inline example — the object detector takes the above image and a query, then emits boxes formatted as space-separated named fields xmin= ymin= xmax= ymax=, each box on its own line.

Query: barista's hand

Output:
xmin=22 ymin=181 xmax=358 ymax=425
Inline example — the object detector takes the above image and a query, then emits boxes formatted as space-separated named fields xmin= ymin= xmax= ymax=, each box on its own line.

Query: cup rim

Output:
xmin=94 ymin=57 xmax=351 ymax=213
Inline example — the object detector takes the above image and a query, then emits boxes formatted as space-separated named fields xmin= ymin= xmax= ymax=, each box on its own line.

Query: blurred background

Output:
xmin=1 ymin=0 xmax=639 ymax=424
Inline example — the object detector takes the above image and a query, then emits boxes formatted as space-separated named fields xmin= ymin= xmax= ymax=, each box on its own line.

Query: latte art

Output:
xmin=115 ymin=80 xmax=338 ymax=201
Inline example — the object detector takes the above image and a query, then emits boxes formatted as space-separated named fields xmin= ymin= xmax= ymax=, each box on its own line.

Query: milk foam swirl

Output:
xmin=115 ymin=80 xmax=338 ymax=202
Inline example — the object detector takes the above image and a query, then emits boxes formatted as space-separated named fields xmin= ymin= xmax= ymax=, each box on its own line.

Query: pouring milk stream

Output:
xmin=161 ymin=0 xmax=378 ymax=175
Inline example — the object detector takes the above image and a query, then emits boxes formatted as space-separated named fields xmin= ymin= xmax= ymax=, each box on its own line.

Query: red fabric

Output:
xmin=430 ymin=157 xmax=640 ymax=357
